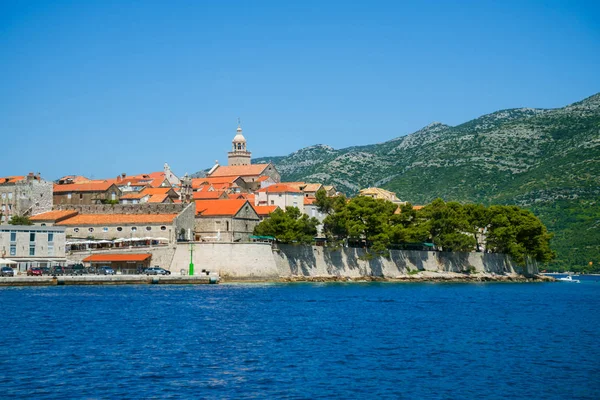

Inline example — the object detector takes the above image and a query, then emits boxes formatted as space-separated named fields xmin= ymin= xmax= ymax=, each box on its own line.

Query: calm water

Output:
xmin=1 ymin=279 xmax=599 ymax=399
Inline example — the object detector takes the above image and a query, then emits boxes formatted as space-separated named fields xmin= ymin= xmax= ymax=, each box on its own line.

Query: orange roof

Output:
xmin=54 ymin=182 xmax=115 ymax=193
xmin=252 ymin=205 xmax=278 ymax=216
xmin=57 ymin=175 xmax=90 ymax=183
xmin=195 ymin=199 xmax=250 ymax=217
xmin=256 ymin=184 xmax=301 ymax=194
xmin=192 ymin=176 xmax=240 ymax=188
xmin=83 ymin=253 xmax=152 ymax=262
xmin=56 ymin=214 xmax=178 ymax=225
xmin=0 ymin=176 xmax=25 ymax=184
xmin=304 ymin=196 xmax=317 ymax=205
xmin=30 ymin=210 xmax=79 ymax=222
xmin=257 ymin=176 xmax=271 ymax=182
xmin=208 ymin=164 xmax=270 ymax=178
xmin=193 ymin=191 xmax=229 ymax=200
xmin=141 ymin=187 xmax=173 ymax=195
xmin=120 ymin=191 xmax=148 ymax=200
xmin=148 ymin=194 xmax=169 ymax=203
xmin=234 ymin=193 xmax=255 ymax=201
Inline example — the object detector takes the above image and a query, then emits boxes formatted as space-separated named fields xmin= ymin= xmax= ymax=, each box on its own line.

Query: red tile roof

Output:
xmin=53 ymin=182 xmax=116 ymax=193
xmin=193 ymin=191 xmax=229 ymax=200
xmin=0 ymin=176 xmax=25 ymax=185
xmin=141 ymin=187 xmax=174 ymax=195
xmin=83 ymin=253 xmax=152 ymax=262
xmin=120 ymin=192 xmax=148 ymax=200
xmin=56 ymin=214 xmax=178 ymax=225
xmin=30 ymin=210 xmax=79 ymax=222
xmin=147 ymin=194 xmax=170 ymax=203
xmin=195 ymin=199 xmax=251 ymax=217
xmin=304 ymin=196 xmax=317 ymax=205
xmin=208 ymin=164 xmax=270 ymax=178
xmin=256 ymin=184 xmax=301 ymax=194
xmin=252 ymin=205 xmax=278 ymax=216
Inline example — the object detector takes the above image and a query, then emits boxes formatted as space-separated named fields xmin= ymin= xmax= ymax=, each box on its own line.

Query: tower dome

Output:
xmin=228 ymin=123 xmax=251 ymax=166
xmin=233 ymin=126 xmax=246 ymax=143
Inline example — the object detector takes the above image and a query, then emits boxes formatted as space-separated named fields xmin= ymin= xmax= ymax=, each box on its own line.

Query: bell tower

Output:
xmin=228 ymin=123 xmax=252 ymax=166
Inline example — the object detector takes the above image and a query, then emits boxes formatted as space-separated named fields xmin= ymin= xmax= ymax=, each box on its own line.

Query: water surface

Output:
xmin=1 ymin=280 xmax=598 ymax=399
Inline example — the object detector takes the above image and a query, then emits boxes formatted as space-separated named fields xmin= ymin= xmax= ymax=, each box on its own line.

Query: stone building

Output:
xmin=194 ymin=199 xmax=260 ymax=242
xmin=254 ymin=184 xmax=305 ymax=214
xmin=205 ymin=124 xmax=281 ymax=191
xmin=32 ymin=203 xmax=196 ymax=244
xmin=0 ymin=173 xmax=53 ymax=223
xmin=358 ymin=187 xmax=405 ymax=206
xmin=0 ymin=224 xmax=67 ymax=272
xmin=53 ymin=182 xmax=122 ymax=205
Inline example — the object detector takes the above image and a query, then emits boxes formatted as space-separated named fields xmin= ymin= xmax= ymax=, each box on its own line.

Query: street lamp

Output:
xmin=189 ymin=242 xmax=195 ymax=276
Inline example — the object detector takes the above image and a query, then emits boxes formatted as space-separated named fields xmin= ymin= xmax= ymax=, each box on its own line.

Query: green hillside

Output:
xmin=254 ymin=93 xmax=600 ymax=271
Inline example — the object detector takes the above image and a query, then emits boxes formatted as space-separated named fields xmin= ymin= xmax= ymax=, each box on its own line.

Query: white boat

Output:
xmin=557 ymin=275 xmax=580 ymax=283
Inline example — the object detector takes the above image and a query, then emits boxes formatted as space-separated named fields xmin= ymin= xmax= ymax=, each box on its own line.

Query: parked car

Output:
xmin=97 ymin=266 xmax=115 ymax=275
xmin=144 ymin=266 xmax=171 ymax=275
xmin=1 ymin=266 xmax=15 ymax=277
xmin=51 ymin=266 xmax=65 ymax=276
xmin=40 ymin=266 xmax=52 ymax=275
xmin=68 ymin=264 xmax=87 ymax=276
xmin=27 ymin=267 xmax=43 ymax=276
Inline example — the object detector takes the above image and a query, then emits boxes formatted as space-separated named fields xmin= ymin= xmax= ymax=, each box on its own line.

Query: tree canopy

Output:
xmin=8 ymin=215 xmax=33 ymax=226
xmin=256 ymin=195 xmax=556 ymax=266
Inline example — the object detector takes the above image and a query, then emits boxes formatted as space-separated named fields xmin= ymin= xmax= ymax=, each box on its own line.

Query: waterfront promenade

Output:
xmin=0 ymin=274 xmax=218 ymax=286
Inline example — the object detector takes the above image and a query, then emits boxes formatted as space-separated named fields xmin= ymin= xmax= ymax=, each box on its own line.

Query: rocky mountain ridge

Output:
xmin=253 ymin=92 xmax=600 ymax=269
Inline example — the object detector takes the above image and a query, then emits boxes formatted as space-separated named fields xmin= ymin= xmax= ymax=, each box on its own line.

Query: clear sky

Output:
xmin=1 ymin=0 xmax=599 ymax=180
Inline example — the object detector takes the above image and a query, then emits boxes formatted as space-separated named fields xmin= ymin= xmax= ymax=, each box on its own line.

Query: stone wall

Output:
xmin=169 ymin=242 xmax=529 ymax=279
xmin=273 ymin=245 xmax=520 ymax=278
xmin=67 ymin=245 xmax=176 ymax=270
xmin=54 ymin=203 xmax=187 ymax=214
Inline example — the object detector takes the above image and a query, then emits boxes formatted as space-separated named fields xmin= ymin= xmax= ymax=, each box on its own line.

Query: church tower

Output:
xmin=227 ymin=124 xmax=252 ymax=166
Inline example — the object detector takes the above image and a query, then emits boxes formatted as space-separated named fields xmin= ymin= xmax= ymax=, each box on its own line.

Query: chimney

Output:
xmin=36 ymin=172 xmax=41 ymax=180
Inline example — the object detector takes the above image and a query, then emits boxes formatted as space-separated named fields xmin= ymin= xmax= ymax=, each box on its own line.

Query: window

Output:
xmin=30 ymin=232 xmax=36 ymax=242
xmin=10 ymin=232 xmax=16 ymax=242
xmin=1 ymin=193 xmax=5 ymax=199
xmin=131 ymin=227 xmax=137 ymax=232
xmin=117 ymin=227 xmax=123 ymax=232
xmin=48 ymin=232 xmax=54 ymax=242
xmin=226 ymin=221 xmax=230 ymax=231
xmin=270 ymin=200 xmax=274 ymax=205
xmin=88 ymin=228 xmax=94 ymax=232
xmin=29 ymin=245 xmax=35 ymax=256
xmin=74 ymin=228 xmax=79 ymax=233
xmin=10 ymin=244 xmax=16 ymax=256
xmin=146 ymin=226 xmax=152 ymax=231
xmin=67 ymin=193 xmax=72 ymax=199
xmin=111 ymin=193 xmax=116 ymax=201
xmin=79 ymin=193 xmax=83 ymax=199
xmin=48 ymin=245 xmax=54 ymax=256
xmin=160 ymin=226 xmax=166 ymax=231
xmin=7 ymin=192 xmax=12 ymax=200
xmin=103 ymin=227 xmax=109 ymax=232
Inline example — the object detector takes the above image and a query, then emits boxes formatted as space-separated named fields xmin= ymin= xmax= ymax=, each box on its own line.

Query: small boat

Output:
xmin=557 ymin=275 xmax=580 ymax=283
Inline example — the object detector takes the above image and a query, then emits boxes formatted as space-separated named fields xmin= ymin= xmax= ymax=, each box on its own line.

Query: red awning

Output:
xmin=82 ymin=254 xmax=152 ymax=263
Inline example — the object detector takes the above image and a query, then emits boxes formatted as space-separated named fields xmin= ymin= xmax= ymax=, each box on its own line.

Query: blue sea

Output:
xmin=1 ymin=278 xmax=599 ymax=399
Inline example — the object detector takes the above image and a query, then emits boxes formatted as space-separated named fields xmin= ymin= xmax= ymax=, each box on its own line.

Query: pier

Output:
xmin=0 ymin=274 xmax=219 ymax=287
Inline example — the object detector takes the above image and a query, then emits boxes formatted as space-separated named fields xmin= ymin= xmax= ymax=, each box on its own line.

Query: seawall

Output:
xmin=171 ymin=243 xmax=537 ymax=280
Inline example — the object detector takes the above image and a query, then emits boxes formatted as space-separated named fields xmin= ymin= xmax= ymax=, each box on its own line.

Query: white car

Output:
xmin=144 ymin=267 xmax=171 ymax=275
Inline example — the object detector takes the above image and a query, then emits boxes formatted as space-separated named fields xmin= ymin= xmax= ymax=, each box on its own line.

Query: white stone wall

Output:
xmin=169 ymin=242 xmax=525 ymax=279
xmin=0 ymin=179 xmax=53 ymax=222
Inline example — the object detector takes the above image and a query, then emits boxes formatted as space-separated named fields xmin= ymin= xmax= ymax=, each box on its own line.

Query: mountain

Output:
xmin=253 ymin=93 xmax=600 ymax=270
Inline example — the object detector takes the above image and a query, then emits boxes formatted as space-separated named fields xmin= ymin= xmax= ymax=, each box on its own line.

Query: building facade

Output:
xmin=0 ymin=173 xmax=53 ymax=223
xmin=0 ymin=225 xmax=67 ymax=272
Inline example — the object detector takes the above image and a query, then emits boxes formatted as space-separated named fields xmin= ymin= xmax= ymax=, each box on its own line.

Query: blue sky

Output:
xmin=1 ymin=0 xmax=599 ymax=180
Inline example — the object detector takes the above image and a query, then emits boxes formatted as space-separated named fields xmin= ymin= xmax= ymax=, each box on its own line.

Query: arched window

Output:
xmin=117 ymin=227 xmax=123 ymax=232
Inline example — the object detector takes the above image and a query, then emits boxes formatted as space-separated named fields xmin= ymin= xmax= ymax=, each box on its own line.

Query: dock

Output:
xmin=0 ymin=274 xmax=219 ymax=287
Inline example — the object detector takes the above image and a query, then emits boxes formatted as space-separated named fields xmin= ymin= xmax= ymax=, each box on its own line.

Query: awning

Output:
xmin=82 ymin=253 xmax=152 ymax=263
xmin=0 ymin=258 xmax=17 ymax=265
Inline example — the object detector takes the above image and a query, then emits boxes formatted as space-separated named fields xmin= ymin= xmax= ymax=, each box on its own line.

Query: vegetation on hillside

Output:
xmin=253 ymin=93 xmax=600 ymax=271
xmin=258 ymin=191 xmax=555 ymax=267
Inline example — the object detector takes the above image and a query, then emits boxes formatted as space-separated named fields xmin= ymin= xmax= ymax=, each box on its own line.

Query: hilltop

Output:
xmin=254 ymin=93 xmax=600 ymax=270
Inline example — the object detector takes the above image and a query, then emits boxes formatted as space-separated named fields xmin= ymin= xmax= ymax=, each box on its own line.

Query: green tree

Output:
xmin=420 ymin=199 xmax=476 ymax=252
xmin=8 ymin=215 xmax=33 ymax=226
xmin=254 ymin=207 xmax=319 ymax=244
xmin=486 ymin=205 xmax=555 ymax=266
